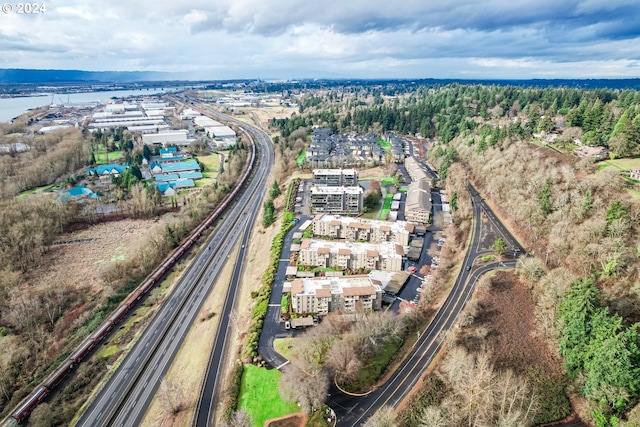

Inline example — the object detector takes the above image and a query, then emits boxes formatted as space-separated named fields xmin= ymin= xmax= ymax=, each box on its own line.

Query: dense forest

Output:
xmin=272 ymin=83 xmax=640 ymax=426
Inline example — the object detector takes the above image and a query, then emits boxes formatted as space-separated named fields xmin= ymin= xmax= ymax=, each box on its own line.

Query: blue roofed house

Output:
xmin=86 ymin=164 xmax=129 ymax=182
xmin=57 ymin=185 xmax=100 ymax=202
xmin=155 ymin=179 xmax=196 ymax=197
xmin=150 ymin=159 xmax=200 ymax=176
xmin=160 ymin=147 xmax=178 ymax=157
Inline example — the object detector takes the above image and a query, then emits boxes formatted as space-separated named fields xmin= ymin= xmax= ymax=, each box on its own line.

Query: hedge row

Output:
xmin=241 ymin=180 xmax=298 ymax=361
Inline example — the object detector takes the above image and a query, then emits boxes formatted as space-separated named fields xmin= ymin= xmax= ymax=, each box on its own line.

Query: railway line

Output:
xmin=75 ymin=99 xmax=274 ymax=427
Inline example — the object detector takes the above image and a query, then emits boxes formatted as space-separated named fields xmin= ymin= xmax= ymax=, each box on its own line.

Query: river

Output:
xmin=0 ymin=87 xmax=188 ymax=122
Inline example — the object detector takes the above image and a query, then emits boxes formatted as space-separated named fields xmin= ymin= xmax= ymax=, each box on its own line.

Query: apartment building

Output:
xmin=310 ymin=186 xmax=364 ymax=215
xmin=313 ymin=169 xmax=359 ymax=187
xmin=298 ymin=239 xmax=405 ymax=272
xmin=288 ymin=275 xmax=383 ymax=316
xmin=404 ymin=156 xmax=429 ymax=182
xmin=312 ymin=214 xmax=414 ymax=245
xmin=405 ymin=179 xmax=432 ymax=224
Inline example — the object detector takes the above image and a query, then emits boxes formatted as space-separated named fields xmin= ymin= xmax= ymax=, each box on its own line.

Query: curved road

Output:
xmin=75 ymin=103 xmax=274 ymax=427
xmin=257 ymin=160 xmax=526 ymax=426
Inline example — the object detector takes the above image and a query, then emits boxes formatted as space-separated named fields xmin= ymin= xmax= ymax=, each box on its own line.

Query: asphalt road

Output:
xmin=328 ymin=181 xmax=524 ymax=426
xmin=75 ymin=102 xmax=274 ymax=427
xmin=193 ymin=108 xmax=276 ymax=427
xmin=256 ymin=148 xmax=527 ymax=426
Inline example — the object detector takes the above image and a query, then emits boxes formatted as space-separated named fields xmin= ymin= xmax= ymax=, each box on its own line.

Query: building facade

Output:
xmin=298 ymin=239 xmax=404 ymax=272
xmin=313 ymin=169 xmax=358 ymax=187
xmin=311 ymin=214 xmax=413 ymax=245
xmin=288 ymin=276 xmax=383 ymax=316
xmin=405 ymin=179 xmax=432 ymax=224
xmin=310 ymin=186 xmax=363 ymax=215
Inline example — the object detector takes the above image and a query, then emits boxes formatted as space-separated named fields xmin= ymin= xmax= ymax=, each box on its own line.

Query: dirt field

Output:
xmin=234 ymin=104 xmax=298 ymax=131
xmin=39 ymin=217 xmax=173 ymax=294
xmin=265 ymin=412 xmax=308 ymax=427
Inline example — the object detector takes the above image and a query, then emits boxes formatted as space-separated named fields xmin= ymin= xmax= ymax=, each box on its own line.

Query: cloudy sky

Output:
xmin=1 ymin=0 xmax=640 ymax=80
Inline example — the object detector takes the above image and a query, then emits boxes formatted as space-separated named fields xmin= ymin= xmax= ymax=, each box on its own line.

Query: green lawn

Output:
xmin=377 ymin=139 xmax=391 ymax=151
xmin=598 ymin=158 xmax=640 ymax=173
xmin=17 ymin=184 xmax=58 ymax=199
xmin=274 ymin=338 xmax=294 ymax=360
xmin=196 ymin=153 xmax=221 ymax=186
xmin=237 ymin=365 xmax=299 ymax=427
xmin=296 ymin=150 xmax=306 ymax=167
xmin=381 ymin=177 xmax=395 ymax=187
xmin=93 ymin=144 xmax=123 ymax=164
xmin=378 ymin=193 xmax=393 ymax=220
xmin=196 ymin=153 xmax=221 ymax=173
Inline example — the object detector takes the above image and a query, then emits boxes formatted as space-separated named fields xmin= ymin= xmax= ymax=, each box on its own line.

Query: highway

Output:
xmin=192 ymin=106 xmax=276 ymax=426
xmin=75 ymin=101 xmax=274 ymax=427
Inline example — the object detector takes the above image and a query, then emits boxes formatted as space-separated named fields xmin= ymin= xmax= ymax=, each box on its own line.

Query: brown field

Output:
xmin=458 ymin=270 xmax=572 ymax=424
xmin=265 ymin=412 xmax=307 ymax=427
xmin=460 ymin=271 xmax=560 ymax=374
xmin=38 ymin=217 xmax=173 ymax=294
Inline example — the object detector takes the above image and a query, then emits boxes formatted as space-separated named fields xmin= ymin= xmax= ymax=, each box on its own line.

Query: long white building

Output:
xmin=310 ymin=186 xmax=363 ymax=215
xmin=405 ymin=179 xmax=432 ymax=224
xmin=142 ymin=130 xmax=189 ymax=145
xmin=312 ymin=214 xmax=414 ymax=245
xmin=298 ymin=239 xmax=405 ymax=272
xmin=287 ymin=275 xmax=383 ymax=316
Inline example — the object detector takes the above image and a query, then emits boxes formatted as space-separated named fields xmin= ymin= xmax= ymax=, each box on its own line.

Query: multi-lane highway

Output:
xmin=75 ymin=101 xmax=274 ymax=427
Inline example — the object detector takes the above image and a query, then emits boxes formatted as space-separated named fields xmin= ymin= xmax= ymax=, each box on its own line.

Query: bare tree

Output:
xmin=418 ymin=406 xmax=449 ymax=427
xmin=363 ymin=406 xmax=396 ymax=427
xmin=159 ymin=378 xmax=184 ymax=415
xmin=220 ymin=409 xmax=253 ymax=427
xmin=278 ymin=365 xmax=328 ymax=413
xmin=325 ymin=337 xmax=362 ymax=385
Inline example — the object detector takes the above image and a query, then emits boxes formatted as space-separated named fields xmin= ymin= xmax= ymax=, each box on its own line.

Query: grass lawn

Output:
xmin=378 ymin=193 xmax=393 ymax=220
xmin=195 ymin=153 xmax=221 ymax=186
xmin=377 ymin=139 xmax=391 ymax=151
xmin=381 ymin=177 xmax=395 ymax=187
xmin=17 ymin=183 xmax=59 ymax=199
xmin=296 ymin=150 xmax=306 ymax=167
xmin=196 ymin=153 xmax=221 ymax=173
xmin=93 ymin=144 xmax=123 ymax=164
xmin=598 ymin=157 xmax=640 ymax=173
xmin=237 ymin=365 xmax=299 ymax=427
xmin=274 ymin=338 xmax=294 ymax=360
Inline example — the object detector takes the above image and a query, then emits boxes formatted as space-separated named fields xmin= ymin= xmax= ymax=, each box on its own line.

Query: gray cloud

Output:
xmin=0 ymin=0 xmax=639 ymax=79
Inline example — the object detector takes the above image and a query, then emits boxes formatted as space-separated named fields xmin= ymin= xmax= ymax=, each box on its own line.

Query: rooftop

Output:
xmin=300 ymin=239 xmax=405 ymax=259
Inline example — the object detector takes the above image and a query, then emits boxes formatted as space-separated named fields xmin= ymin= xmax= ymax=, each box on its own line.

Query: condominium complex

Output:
xmin=298 ymin=239 xmax=405 ymax=272
xmin=404 ymin=156 xmax=429 ymax=182
xmin=310 ymin=186 xmax=364 ymax=215
xmin=312 ymin=214 xmax=414 ymax=246
xmin=287 ymin=275 xmax=383 ymax=316
xmin=312 ymin=168 xmax=358 ymax=187
xmin=405 ymin=179 xmax=432 ymax=224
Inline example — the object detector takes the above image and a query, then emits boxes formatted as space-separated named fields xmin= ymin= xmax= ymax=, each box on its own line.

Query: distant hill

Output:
xmin=0 ymin=68 xmax=180 ymax=84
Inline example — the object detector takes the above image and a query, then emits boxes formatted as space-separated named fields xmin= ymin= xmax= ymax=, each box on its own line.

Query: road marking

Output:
xmin=279 ymin=259 xmax=290 ymax=262
xmin=268 ymin=304 xmax=280 ymax=307
xmin=275 ymin=360 xmax=290 ymax=370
